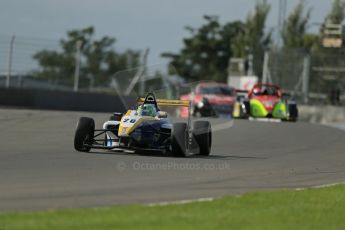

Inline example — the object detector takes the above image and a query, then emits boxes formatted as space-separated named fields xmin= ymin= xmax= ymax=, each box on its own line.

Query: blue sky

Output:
xmin=0 ymin=0 xmax=333 ymax=65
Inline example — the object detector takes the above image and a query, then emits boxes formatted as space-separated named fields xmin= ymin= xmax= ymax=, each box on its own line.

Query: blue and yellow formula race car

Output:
xmin=74 ymin=93 xmax=212 ymax=157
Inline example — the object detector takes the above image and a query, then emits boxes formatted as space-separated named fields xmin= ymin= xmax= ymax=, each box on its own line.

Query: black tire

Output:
xmin=193 ymin=121 xmax=212 ymax=156
xmin=288 ymin=103 xmax=298 ymax=122
xmin=74 ymin=117 xmax=95 ymax=152
xmin=171 ymin=123 xmax=188 ymax=157
xmin=243 ymin=100 xmax=250 ymax=117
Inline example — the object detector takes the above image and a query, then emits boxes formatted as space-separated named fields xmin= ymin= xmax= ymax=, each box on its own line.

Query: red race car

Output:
xmin=179 ymin=82 xmax=236 ymax=118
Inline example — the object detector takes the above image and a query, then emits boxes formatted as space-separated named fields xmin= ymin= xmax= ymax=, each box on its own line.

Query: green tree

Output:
xmin=233 ymin=0 xmax=271 ymax=57
xmin=308 ymin=0 xmax=345 ymax=99
xmin=282 ymin=0 xmax=311 ymax=49
xmin=303 ymin=33 xmax=320 ymax=51
xmin=319 ymin=0 xmax=345 ymax=52
xmin=33 ymin=26 xmax=140 ymax=88
xmin=325 ymin=0 xmax=345 ymax=24
xmin=232 ymin=0 xmax=271 ymax=78
xmin=162 ymin=1 xmax=271 ymax=82
xmin=162 ymin=16 xmax=244 ymax=82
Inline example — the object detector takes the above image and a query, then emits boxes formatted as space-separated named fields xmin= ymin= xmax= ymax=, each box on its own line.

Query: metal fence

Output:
xmin=1 ymin=34 xmax=345 ymax=105
xmin=309 ymin=52 xmax=345 ymax=105
xmin=0 ymin=34 xmax=177 ymax=94
xmin=0 ymin=35 xmax=61 ymax=71
xmin=0 ymin=34 xmax=65 ymax=89
xmin=263 ymin=48 xmax=345 ymax=105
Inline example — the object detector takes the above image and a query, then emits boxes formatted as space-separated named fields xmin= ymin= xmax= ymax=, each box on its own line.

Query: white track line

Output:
xmin=249 ymin=117 xmax=282 ymax=123
xmin=146 ymin=197 xmax=215 ymax=207
xmin=302 ymin=181 xmax=345 ymax=190
xmin=147 ymin=182 xmax=345 ymax=207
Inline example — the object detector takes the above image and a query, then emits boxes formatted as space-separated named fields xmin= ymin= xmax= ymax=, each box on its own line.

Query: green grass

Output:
xmin=1 ymin=185 xmax=345 ymax=230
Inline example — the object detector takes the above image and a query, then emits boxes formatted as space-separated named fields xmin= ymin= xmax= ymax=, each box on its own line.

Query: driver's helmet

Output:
xmin=267 ymin=87 xmax=276 ymax=96
xmin=138 ymin=104 xmax=157 ymax=117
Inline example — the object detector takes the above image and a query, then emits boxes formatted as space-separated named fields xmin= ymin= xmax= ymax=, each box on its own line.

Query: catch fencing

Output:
xmin=1 ymin=34 xmax=345 ymax=105
xmin=263 ymin=48 xmax=345 ymax=105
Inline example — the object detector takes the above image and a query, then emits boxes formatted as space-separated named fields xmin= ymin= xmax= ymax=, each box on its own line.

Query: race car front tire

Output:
xmin=288 ymin=103 xmax=298 ymax=122
xmin=171 ymin=123 xmax=187 ymax=157
xmin=242 ymin=100 xmax=251 ymax=118
xmin=193 ymin=121 xmax=212 ymax=156
xmin=74 ymin=117 xmax=95 ymax=152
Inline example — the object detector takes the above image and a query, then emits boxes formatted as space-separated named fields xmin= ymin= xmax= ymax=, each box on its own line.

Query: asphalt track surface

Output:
xmin=1 ymin=108 xmax=345 ymax=211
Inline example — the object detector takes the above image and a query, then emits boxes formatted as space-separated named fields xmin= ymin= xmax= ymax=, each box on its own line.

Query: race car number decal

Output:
xmin=122 ymin=118 xmax=136 ymax=123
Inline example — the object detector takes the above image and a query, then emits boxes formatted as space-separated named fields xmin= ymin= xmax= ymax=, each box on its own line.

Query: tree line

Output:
xmin=33 ymin=27 xmax=140 ymax=88
xmin=33 ymin=0 xmax=345 ymax=86
xmin=163 ymin=0 xmax=345 ymax=82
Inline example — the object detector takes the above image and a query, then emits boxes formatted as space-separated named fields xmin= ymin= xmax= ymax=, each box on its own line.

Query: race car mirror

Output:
xmin=157 ymin=111 xmax=168 ymax=118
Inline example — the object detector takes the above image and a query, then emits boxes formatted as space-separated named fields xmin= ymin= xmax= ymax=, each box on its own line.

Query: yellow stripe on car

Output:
xmin=118 ymin=116 xmax=158 ymax=136
xmin=233 ymin=102 xmax=240 ymax=118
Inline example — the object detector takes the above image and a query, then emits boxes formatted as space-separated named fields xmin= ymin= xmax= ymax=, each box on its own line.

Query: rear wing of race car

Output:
xmin=137 ymin=98 xmax=190 ymax=107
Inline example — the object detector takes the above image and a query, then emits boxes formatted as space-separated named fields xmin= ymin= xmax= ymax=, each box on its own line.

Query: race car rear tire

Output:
xmin=193 ymin=121 xmax=212 ymax=156
xmin=288 ymin=103 xmax=298 ymax=122
xmin=171 ymin=123 xmax=187 ymax=157
xmin=74 ymin=117 xmax=95 ymax=152
xmin=242 ymin=100 xmax=251 ymax=118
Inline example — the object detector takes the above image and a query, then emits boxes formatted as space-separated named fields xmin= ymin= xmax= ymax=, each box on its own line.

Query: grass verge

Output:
xmin=1 ymin=184 xmax=345 ymax=230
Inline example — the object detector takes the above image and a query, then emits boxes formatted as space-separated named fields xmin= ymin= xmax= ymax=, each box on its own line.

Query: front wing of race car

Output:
xmin=246 ymin=99 xmax=298 ymax=121
xmin=249 ymin=99 xmax=288 ymax=119
xmin=104 ymin=118 xmax=172 ymax=151
xmin=80 ymin=119 xmax=172 ymax=152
